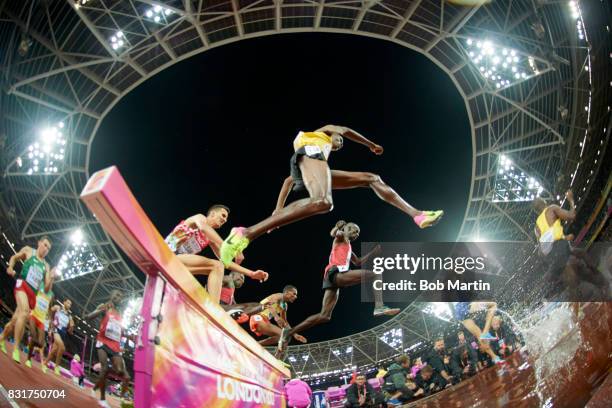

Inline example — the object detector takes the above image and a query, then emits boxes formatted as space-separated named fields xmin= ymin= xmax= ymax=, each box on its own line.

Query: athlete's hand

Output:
xmin=415 ymin=388 xmax=424 ymax=397
xmin=293 ymin=334 xmax=307 ymax=343
xmin=6 ymin=266 xmax=15 ymax=278
xmin=235 ymin=252 xmax=245 ymax=265
xmin=565 ymin=190 xmax=574 ymax=201
xmin=372 ymin=244 xmax=382 ymax=255
xmin=250 ymin=270 xmax=269 ymax=282
xmin=370 ymin=143 xmax=384 ymax=155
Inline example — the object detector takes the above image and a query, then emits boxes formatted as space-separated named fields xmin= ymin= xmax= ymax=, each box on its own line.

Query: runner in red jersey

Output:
xmin=164 ymin=205 xmax=268 ymax=304
xmin=279 ymin=220 xmax=400 ymax=349
xmin=84 ymin=290 xmax=131 ymax=407
xmin=219 ymin=272 xmax=264 ymax=323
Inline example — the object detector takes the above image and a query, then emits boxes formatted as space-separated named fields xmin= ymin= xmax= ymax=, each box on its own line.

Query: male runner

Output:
xmin=0 ymin=236 xmax=53 ymax=363
xmin=84 ymin=290 xmax=131 ymax=408
xmin=249 ymin=286 xmax=306 ymax=356
xmin=165 ymin=205 xmax=268 ymax=304
xmin=25 ymin=279 xmax=54 ymax=370
xmin=279 ymin=221 xmax=400 ymax=348
xmin=44 ymin=298 xmax=74 ymax=375
xmin=454 ymin=302 xmax=501 ymax=364
xmin=220 ymin=125 xmax=444 ymax=265
xmin=220 ymin=271 xmax=265 ymax=323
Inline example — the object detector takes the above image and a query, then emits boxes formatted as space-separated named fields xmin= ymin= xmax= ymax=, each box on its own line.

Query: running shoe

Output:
xmin=54 ymin=366 xmax=61 ymax=376
xmin=0 ymin=339 xmax=6 ymax=354
xmin=41 ymin=364 xmax=48 ymax=374
xmin=479 ymin=332 xmax=498 ymax=341
xmin=413 ymin=210 xmax=444 ymax=229
xmin=493 ymin=356 xmax=504 ymax=365
xmin=12 ymin=348 xmax=20 ymax=364
xmin=373 ymin=305 xmax=401 ymax=317
xmin=220 ymin=227 xmax=250 ymax=267
xmin=25 ymin=359 xmax=32 ymax=368
xmin=98 ymin=400 xmax=111 ymax=408
xmin=236 ymin=313 xmax=249 ymax=324
xmin=387 ymin=398 xmax=402 ymax=406
xmin=278 ymin=359 xmax=292 ymax=369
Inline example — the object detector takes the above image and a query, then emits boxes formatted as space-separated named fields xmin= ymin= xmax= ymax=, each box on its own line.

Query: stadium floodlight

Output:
xmin=55 ymin=229 xmax=104 ymax=281
xmin=379 ymin=328 xmax=402 ymax=349
xmin=17 ymin=121 xmax=67 ymax=175
xmin=123 ymin=297 xmax=143 ymax=338
xmin=493 ymin=155 xmax=544 ymax=202
xmin=464 ymin=38 xmax=543 ymax=89
xmin=332 ymin=349 xmax=340 ymax=356
xmin=110 ymin=31 xmax=126 ymax=51
xmin=144 ymin=4 xmax=174 ymax=24
xmin=288 ymin=356 xmax=296 ymax=363
xmin=302 ymin=355 xmax=309 ymax=361
xmin=346 ymin=346 xmax=353 ymax=354
xmin=422 ymin=303 xmax=453 ymax=322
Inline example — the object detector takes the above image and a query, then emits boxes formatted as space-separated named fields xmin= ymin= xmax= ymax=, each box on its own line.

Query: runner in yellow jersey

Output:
xmin=25 ymin=280 xmax=54 ymax=370
xmin=533 ymin=190 xmax=576 ymax=297
xmin=249 ymin=285 xmax=306 ymax=355
xmin=220 ymin=125 xmax=444 ymax=266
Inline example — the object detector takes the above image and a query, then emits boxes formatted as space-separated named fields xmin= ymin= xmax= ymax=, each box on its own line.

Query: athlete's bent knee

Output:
xmin=365 ymin=172 xmax=382 ymax=185
xmin=310 ymin=196 xmax=333 ymax=214
xmin=212 ymin=260 xmax=224 ymax=274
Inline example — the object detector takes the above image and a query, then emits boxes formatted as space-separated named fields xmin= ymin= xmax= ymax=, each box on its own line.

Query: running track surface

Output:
xmin=403 ymin=302 xmax=612 ymax=408
xmin=0 ymin=343 xmax=121 ymax=408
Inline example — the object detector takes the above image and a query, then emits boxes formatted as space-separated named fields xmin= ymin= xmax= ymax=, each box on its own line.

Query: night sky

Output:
xmin=90 ymin=33 xmax=471 ymax=343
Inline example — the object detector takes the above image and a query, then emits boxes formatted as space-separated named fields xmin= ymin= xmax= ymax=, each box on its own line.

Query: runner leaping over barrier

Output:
xmin=80 ymin=166 xmax=290 ymax=408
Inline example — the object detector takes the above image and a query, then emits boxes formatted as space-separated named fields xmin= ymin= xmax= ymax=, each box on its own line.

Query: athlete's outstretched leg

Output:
xmin=176 ymin=254 xmax=224 ymax=303
xmin=331 ymin=170 xmax=443 ymax=228
xmin=220 ymin=158 xmax=333 ymax=265
xmin=221 ymin=302 xmax=262 ymax=316
xmin=335 ymin=269 xmax=400 ymax=316
xmin=288 ymin=289 xmax=339 ymax=337
xmin=247 ymin=158 xmax=333 ymax=239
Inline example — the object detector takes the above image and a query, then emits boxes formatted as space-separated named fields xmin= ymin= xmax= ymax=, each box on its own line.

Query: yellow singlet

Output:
xmin=31 ymin=287 xmax=52 ymax=325
xmin=258 ymin=299 xmax=287 ymax=321
xmin=293 ymin=131 xmax=333 ymax=160
xmin=536 ymin=206 xmax=565 ymax=242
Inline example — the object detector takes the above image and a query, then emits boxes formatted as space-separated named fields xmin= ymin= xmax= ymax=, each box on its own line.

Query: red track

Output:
xmin=0 ymin=343 xmax=121 ymax=408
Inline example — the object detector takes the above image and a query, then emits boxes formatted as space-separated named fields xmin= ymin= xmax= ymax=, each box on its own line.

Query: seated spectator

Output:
xmin=450 ymin=341 xmax=478 ymax=381
xmin=346 ymin=373 xmax=386 ymax=408
xmin=490 ymin=316 xmax=519 ymax=358
xmin=383 ymin=355 xmax=412 ymax=403
xmin=414 ymin=365 xmax=447 ymax=396
xmin=424 ymin=338 xmax=455 ymax=385
xmin=409 ymin=357 xmax=424 ymax=379
xmin=284 ymin=377 xmax=312 ymax=408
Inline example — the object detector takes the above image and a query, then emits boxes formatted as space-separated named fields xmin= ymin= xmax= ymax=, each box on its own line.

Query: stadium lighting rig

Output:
xmin=379 ymin=328 xmax=402 ymax=349
xmin=144 ymin=4 xmax=175 ymax=24
xmin=55 ymin=229 xmax=104 ymax=281
xmin=15 ymin=121 xmax=67 ymax=175
xmin=493 ymin=155 xmax=544 ymax=202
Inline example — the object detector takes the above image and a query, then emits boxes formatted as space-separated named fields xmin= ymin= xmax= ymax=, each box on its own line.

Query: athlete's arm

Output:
xmin=317 ymin=125 xmax=383 ymax=155
xmin=553 ymin=191 xmax=576 ymax=222
xmin=84 ymin=303 xmax=107 ymax=320
xmin=273 ymin=176 xmax=294 ymax=214
xmin=6 ymin=246 xmax=31 ymax=277
xmin=351 ymin=244 xmax=382 ymax=266
xmin=44 ymin=265 xmax=55 ymax=293
xmin=209 ymin=245 xmax=268 ymax=281
xmin=185 ymin=214 xmax=224 ymax=248
xmin=68 ymin=316 xmax=75 ymax=335
xmin=227 ymin=262 xmax=268 ymax=282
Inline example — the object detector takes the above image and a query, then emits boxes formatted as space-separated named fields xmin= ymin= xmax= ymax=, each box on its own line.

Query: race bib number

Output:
xmin=498 ymin=339 xmax=505 ymax=348
xmin=177 ymin=236 xmax=201 ymax=255
xmin=165 ymin=235 xmax=179 ymax=252
xmin=35 ymin=296 xmax=49 ymax=313
xmin=57 ymin=312 xmax=70 ymax=330
xmin=304 ymin=145 xmax=322 ymax=156
xmin=26 ymin=265 xmax=44 ymax=289
xmin=105 ymin=318 xmax=122 ymax=342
